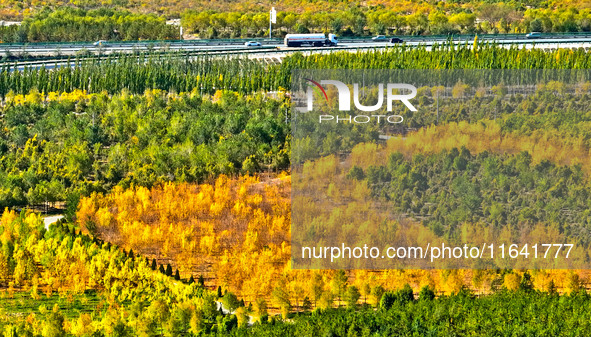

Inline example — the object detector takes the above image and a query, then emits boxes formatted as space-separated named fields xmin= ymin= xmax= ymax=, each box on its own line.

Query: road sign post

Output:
xmin=270 ymin=7 xmax=276 ymax=39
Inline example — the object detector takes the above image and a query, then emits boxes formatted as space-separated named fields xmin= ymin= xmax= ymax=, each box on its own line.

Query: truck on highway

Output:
xmin=284 ymin=33 xmax=338 ymax=47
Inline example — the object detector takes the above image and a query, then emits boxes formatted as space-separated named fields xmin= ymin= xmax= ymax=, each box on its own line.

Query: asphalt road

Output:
xmin=2 ymin=35 xmax=591 ymax=57
xmin=3 ymin=36 xmax=591 ymax=70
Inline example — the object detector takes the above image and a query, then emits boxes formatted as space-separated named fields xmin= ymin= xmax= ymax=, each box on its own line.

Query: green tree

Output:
xmin=222 ymin=292 xmax=241 ymax=313
xmin=344 ymin=285 xmax=360 ymax=308
xmin=419 ymin=286 xmax=436 ymax=301
xmin=331 ymin=270 xmax=348 ymax=307
xmin=271 ymin=283 xmax=291 ymax=319
xmin=42 ymin=306 xmax=66 ymax=337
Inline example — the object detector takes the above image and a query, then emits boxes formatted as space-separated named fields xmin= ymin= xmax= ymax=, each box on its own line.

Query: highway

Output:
xmin=2 ymin=34 xmax=591 ymax=56
xmin=3 ymin=35 xmax=591 ymax=70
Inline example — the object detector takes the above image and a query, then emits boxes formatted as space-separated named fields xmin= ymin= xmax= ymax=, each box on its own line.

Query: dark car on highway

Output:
xmin=390 ymin=37 xmax=403 ymax=43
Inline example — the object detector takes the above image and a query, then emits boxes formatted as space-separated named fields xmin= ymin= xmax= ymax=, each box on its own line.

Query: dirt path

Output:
xmin=43 ymin=215 xmax=64 ymax=230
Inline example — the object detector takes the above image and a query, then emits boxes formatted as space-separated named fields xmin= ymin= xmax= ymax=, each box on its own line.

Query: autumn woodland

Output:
xmin=1 ymin=40 xmax=591 ymax=335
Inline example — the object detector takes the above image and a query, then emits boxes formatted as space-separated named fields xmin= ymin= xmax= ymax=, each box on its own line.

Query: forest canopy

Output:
xmin=1 ymin=43 xmax=591 ymax=335
xmin=0 ymin=8 xmax=179 ymax=43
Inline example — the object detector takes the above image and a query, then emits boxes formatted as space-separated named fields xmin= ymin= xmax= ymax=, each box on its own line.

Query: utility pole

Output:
xmin=436 ymin=89 xmax=439 ymax=125
xmin=270 ymin=7 xmax=276 ymax=39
